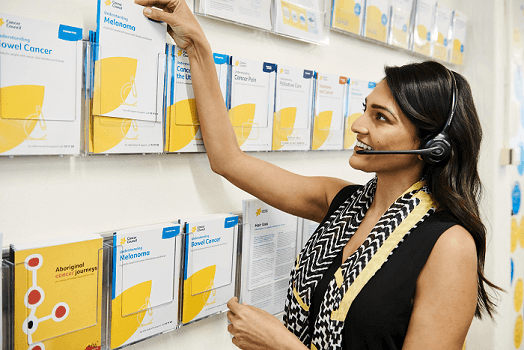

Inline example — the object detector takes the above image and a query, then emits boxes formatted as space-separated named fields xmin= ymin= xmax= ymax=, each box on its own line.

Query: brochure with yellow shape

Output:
xmin=388 ymin=0 xmax=414 ymax=49
xmin=364 ymin=0 xmax=391 ymax=42
xmin=240 ymin=199 xmax=299 ymax=315
xmin=274 ymin=0 xmax=327 ymax=44
xmin=273 ymin=65 xmax=314 ymax=151
xmin=181 ymin=214 xmax=238 ymax=324
xmin=11 ymin=234 xmax=103 ymax=350
xmin=450 ymin=11 xmax=467 ymax=65
xmin=91 ymin=0 xmax=165 ymax=154
xmin=312 ymin=73 xmax=347 ymax=150
xmin=0 ymin=13 xmax=83 ymax=156
xmin=343 ymin=79 xmax=375 ymax=150
xmin=230 ymin=57 xmax=277 ymax=151
xmin=412 ymin=0 xmax=436 ymax=56
xmin=331 ymin=0 xmax=365 ymax=35
xmin=165 ymin=46 xmax=205 ymax=153
xmin=431 ymin=3 xmax=453 ymax=61
xmin=110 ymin=223 xmax=181 ymax=349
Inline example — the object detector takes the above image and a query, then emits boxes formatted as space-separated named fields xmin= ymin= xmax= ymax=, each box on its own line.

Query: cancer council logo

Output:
xmin=105 ymin=0 xmax=112 ymax=6
xmin=256 ymin=208 xmax=262 ymax=216
xmin=0 ymin=18 xmax=5 ymax=27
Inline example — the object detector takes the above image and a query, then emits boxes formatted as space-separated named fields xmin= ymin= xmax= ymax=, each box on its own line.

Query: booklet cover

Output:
xmin=388 ymin=0 xmax=414 ymax=49
xmin=343 ymin=79 xmax=375 ymax=149
xmin=412 ymin=0 xmax=436 ymax=56
xmin=181 ymin=214 xmax=238 ymax=324
xmin=165 ymin=46 xmax=205 ymax=153
xmin=312 ymin=73 xmax=347 ymax=150
xmin=331 ymin=0 xmax=365 ymax=35
xmin=364 ymin=0 xmax=391 ymax=42
xmin=450 ymin=11 xmax=467 ymax=65
xmin=11 ymin=235 xmax=103 ymax=350
xmin=240 ymin=199 xmax=299 ymax=315
xmin=274 ymin=0 xmax=326 ymax=43
xmin=0 ymin=13 xmax=83 ymax=156
xmin=229 ymin=57 xmax=277 ymax=151
xmin=197 ymin=0 xmax=272 ymax=31
xmin=273 ymin=65 xmax=314 ymax=151
xmin=110 ymin=223 xmax=181 ymax=349
xmin=431 ymin=3 xmax=453 ymax=61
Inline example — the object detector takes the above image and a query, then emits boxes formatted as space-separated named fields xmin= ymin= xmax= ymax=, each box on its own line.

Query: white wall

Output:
xmin=1 ymin=0 xmax=506 ymax=349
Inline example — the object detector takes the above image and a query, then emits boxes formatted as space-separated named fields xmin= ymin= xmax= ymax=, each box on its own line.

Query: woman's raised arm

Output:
xmin=136 ymin=0 xmax=350 ymax=222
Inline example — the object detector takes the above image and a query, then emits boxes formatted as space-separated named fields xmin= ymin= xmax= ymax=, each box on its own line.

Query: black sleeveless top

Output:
xmin=308 ymin=185 xmax=458 ymax=349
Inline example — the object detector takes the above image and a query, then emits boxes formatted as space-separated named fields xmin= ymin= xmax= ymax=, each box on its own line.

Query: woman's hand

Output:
xmin=226 ymin=297 xmax=308 ymax=350
xmin=134 ymin=0 xmax=207 ymax=52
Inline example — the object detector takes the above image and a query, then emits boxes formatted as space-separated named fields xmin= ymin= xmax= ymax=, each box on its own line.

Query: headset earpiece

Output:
xmin=420 ymin=131 xmax=452 ymax=165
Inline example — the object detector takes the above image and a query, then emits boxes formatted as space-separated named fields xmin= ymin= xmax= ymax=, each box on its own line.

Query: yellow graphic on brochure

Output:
xmin=512 ymin=218 xmax=518 ymax=253
xmin=365 ymin=6 xmax=387 ymax=42
xmin=281 ymin=0 xmax=308 ymax=32
xmin=312 ymin=111 xmax=333 ymax=150
xmin=451 ymin=39 xmax=464 ymax=65
xmin=391 ymin=25 xmax=408 ymax=48
xmin=433 ymin=32 xmax=448 ymax=60
xmin=91 ymin=116 xmax=138 ymax=153
xmin=343 ymin=112 xmax=361 ymax=149
xmin=333 ymin=0 xmax=360 ymax=34
xmin=414 ymin=25 xmax=430 ymax=55
xmin=516 ymin=314 xmax=523 ymax=349
xmin=0 ymin=85 xmax=47 ymax=153
xmin=110 ymin=280 xmax=152 ymax=349
xmin=166 ymin=99 xmax=201 ymax=152
xmin=228 ymin=104 xmax=256 ymax=147
xmin=13 ymin=239 xmax=103 ymax=350
xmin=93 ymin=57 xmax=138 ymax=115
xmin=182 ymin=265 xmax=217 ymax=323
xmin=272 ymin=107 xmax=297 ymax=150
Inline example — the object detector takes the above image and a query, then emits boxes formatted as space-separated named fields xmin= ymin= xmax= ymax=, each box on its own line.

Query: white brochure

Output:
xmin=229 ymin=57 xmax=277 ymax=151
xmin=274 ymin=0 xmax=326 ymax=44
xmin=0 ymin=13 xmax=83 ymax=155
xmin=312 ymin=73 xmax=347 ymax=150
xmin=111 ymin=223 xmax=181 ymax=349
xmin=273 ymin=65 xmax=315 ymax=151
xmin=94 ymin=0 xmax=166 ymax=123
xmin=431 ymin=3 xmax=453 ymax=61
xmin=450 ymin=11 xmax=467 ymax=65
xmin=364 ymin=0 xmax=391 ymax=42
xmin=181 ymin=214 xmax=238 ymax=324
xmin=343 ymin=79 xmax=375 ymax=149
xmin=388 ymin=0 xmax=414 ymax=49
xmin=198 ymin=0 xmax=272 ymax=31
xmin=331 ymin=0 xmax=365 ymax=35
xmin=241 ymin=199 xmax=299 ymax=315
xmin=412 ymin=0 xmax=436 ymax=56
xmin=165 ymin=46 xmax=205 ymax=153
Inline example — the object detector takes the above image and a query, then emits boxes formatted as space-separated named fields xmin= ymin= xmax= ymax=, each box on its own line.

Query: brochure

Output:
xmin=198 ymin=0 xmax=272 ymax=31
xmin=0 ymin=13 xmax=83 ymax=156
xmin=298 ymin=218 xmax=319 ymax=250
xmin=331 ymin=0 xmax=365 ymax=35
xmin=181 ymin=214 xmax=238 ymax=324
xmin=273 ymin=65 xmax=315 ymax=151
xmin=431 ymin=3 xmax=453 ymax=61
xmin=312 ymin=73 xmax=347 ymax=150
xmin=343 ymin=79 xmax=375 ymax=149
xmin=110 ymin=223 xmax=181 ymax=349
xmin=364 ymin=0 xmax=391 ymax=42
xmin=229 ymin=57 xmax=277 ymax=151
xmin=214 ymin=53 xmax=231 ymax=106
xmin=274 ymin=0 xmax=326 ymax=43
xmin=450 ymin=11 xmax=467 ymax=65
xmin=412 ymin=0 xmax=436 ymax=56
xmin=388 ymin=0 xmax=414 ymax=49
xmin=11 ymin=235 xmax=103 ymax=350
xmin=165 ymin=46 xmax=205 ymax=153
xmin=240 ymin=199 xmax=298 ymax=315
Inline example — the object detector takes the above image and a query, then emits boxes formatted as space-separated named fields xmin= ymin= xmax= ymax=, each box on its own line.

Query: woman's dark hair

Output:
xmin=384 ymin=60 xmax=501 ymax=319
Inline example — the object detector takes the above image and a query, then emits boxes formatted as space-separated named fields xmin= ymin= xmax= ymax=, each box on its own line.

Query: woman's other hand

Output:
xmin=226 ymin=297 xmax=308 ymax=350
xmin=134 ymin=0 xmax=207 ymax=52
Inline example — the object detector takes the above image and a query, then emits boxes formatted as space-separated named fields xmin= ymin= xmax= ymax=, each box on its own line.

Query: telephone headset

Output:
xmin=356 ymin=71 xmax=458 ymax=165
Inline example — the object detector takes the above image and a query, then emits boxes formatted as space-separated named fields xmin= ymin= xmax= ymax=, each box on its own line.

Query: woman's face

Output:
xmin=349 ymin=80 xmax=424 ymax=176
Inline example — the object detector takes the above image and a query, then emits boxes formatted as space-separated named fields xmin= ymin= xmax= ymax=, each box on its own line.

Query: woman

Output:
xmin=136 ymin=1 xmax=499 ymax=349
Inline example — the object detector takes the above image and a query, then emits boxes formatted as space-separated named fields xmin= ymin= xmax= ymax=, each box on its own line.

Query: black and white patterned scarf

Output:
xmin=283 ymin=177 xmax=436 ymax=350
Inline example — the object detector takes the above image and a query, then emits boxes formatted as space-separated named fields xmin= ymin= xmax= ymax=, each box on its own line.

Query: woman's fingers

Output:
xmin=142 ymin=6 xmax=173 ymax=23
xmin=134 ymin=0 xmax=171 ymax=8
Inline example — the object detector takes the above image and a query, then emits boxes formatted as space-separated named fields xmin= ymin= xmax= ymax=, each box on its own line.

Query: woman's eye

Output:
xmin=376 ymin=113 xmax=387 ymax=122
